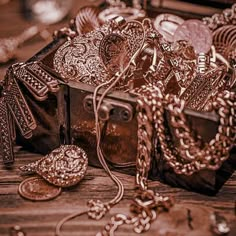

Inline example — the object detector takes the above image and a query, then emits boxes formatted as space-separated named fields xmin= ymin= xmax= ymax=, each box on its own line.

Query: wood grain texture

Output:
xmin=0 ymin=147 xmax=236 ymax=236
xmin=0 ymin=1 xmax=236 ymax=236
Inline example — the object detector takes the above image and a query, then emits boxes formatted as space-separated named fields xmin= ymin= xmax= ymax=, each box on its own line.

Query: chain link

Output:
xmin=97 ymin=81 xmax=235 ymax=235
xmin=98 ymin=85 xmax=174 ymax=236
xmin=161 ymin=91 xmax=235 ymax=175
xmin=203 ymin=3 xmax=236 ymax=30
xmin=98 ymin=189 xmax=173 ymax=236
xmin=144 ymin=86 xmax=236 ymax=175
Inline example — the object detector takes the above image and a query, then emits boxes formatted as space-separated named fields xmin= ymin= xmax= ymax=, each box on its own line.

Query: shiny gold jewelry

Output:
xmin=0 ymin=66 xmax=37 ymax=164
xmin=196 ymin=52 xmax=210 ymax=74
xmin=158 ymin=89 xmax=235 ymax=175
xmin=138 ymin=40 xmax=197 ymax=96
xmin=99 ymin=190 xmax=173 ymax=235
xmin=99 ymin=78 xmax=235 ymax=234
xmin=180 ymin=65 xmax=228 ymax=111
xmin=132 ymin=82 xmax=235 ymax=175
xmin=19 ymin=145 xmax=88 ymax=188
xmin=99 ymin=84 xmax=174 ymax=235
xmin=53 ymin=17 xmax=145 ymax=87
xmin=55 ymin=19 xmax=151 ymax=236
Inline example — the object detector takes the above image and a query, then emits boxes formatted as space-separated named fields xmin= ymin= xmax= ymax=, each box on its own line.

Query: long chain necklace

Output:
xmin=54 ymin=6 xmax=236 ymax=235
xmin=55 ymin=19 xmax=148 ymax=236
xmin=99 ymin=80 xmax=235 ymax=234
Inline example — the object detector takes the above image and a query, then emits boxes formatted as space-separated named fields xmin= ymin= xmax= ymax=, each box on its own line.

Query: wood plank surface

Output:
xmin=0 ymin=1 xmax=236 ymax=236
xmin=0 ymin=147 xmax=236 ymax=236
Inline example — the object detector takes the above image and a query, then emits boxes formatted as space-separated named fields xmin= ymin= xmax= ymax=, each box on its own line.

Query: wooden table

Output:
xmin=0 ymin=1 xmax=236 ymax=236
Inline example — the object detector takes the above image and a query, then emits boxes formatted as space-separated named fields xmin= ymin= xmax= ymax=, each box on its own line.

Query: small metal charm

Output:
xmin=0 ymin=61 xmax=59 ymax=165
xmin=0 ymin=67 xmax=37 ymax=164
xmin=20 ymin=145 xmax=88 ymax=188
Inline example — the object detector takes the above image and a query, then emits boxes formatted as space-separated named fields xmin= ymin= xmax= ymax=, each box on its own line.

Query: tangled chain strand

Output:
xmin=98 ymin=85 xmax=173 ymax=236
xmin=155 ymin=90 xmax=236 ymax=175
xmin=97 ymin=82 xmax=235 ymax=235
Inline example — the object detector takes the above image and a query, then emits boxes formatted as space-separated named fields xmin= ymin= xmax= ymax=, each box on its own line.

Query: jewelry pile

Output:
xmin=51 ymin=2 xmax=236 ymax=235
xmin=1 ymin=1 xmax=235 ymax=236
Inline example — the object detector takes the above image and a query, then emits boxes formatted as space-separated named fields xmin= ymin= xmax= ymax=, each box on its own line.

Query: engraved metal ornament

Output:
xmin=20 ymin=145 xmax=88 ymax=188
xmin=13 ymin=62 xmax=60 ymax=101
xmin=18 ymin=176 xmax=62 ymax=201
xmin=53 ymin=18 xmax=144 ymax=87
xmin=0 ymin=96 xmax=15 ymax=164
xmin=53 ymin=22 xmax=116 ymax=86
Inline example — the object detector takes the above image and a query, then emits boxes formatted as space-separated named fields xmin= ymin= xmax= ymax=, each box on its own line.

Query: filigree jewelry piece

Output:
xmin=138 ymin=39 xmax=197 ymax=96
xmin=0 ymin=95 xmax=15 ymax=164
xmin=180 ymin=65 xmax=227 ymax=111
xmin=20 ymin=145 xmax=88 ymax=188
xmin=0 ymin=61 xmax=60 ymax=165
xmin=54 ymin=19 xmax=122 ymax=86
xmin=55 ymin=19 xmax=150 ymax=236
xmin=53 ymin=17 xmax=145 ymax=87
xmin=0 ymin=67 xmax=37 ymax=164
xmin=153 ymin=13 xmax=184 ymax=42
xmin=13 ymin=62 xmax=59 ymax=101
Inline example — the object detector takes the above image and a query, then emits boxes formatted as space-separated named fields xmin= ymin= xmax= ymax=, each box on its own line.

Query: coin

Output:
xmin=18 ymin=177 xmax=61 ymax=201
xmin=173 ymin=19 xmax=212 ymax=53
xmin=153 ymin=13 xmax=184 ymax=42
